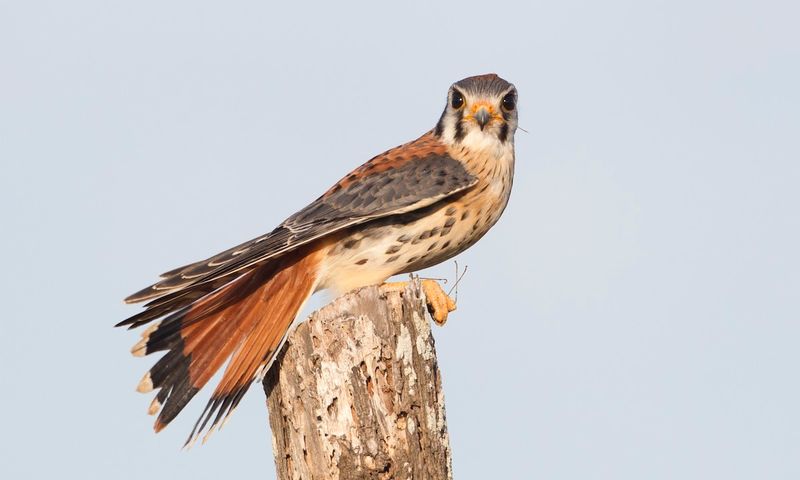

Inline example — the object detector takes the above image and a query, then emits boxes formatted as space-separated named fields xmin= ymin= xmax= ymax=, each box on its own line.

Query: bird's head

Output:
xmin=434 ymin=73 xmax=518 ymax=148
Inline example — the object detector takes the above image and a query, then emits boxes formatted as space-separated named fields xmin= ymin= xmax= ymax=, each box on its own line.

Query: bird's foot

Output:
xmin=421 ymin=279 xmax=457 ymax=326
xmin=380 ymin=278 xmax=456 ymax=326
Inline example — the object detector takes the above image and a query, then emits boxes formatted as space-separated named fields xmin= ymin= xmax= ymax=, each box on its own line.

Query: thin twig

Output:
xmin=447 ymin=261 xmax=469 ymax=301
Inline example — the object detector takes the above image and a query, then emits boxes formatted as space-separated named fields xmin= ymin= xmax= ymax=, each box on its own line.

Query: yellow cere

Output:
xmin=467 ymin=101 xmax=504 ymax=123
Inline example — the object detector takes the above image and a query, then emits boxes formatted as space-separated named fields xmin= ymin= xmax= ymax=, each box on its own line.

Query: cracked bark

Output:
xmin=263 ymin=279 xmax=452 ymax=480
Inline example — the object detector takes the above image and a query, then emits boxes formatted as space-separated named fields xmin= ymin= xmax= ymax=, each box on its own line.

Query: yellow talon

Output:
xmin=381 ymin=279 xmax=456 ymax=326
xmin=421 ymin=279 xmax=456 ymax=326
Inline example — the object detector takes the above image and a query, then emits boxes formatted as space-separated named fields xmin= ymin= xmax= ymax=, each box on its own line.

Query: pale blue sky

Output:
xmin=2 ymin=1 xmax=798 ymax=478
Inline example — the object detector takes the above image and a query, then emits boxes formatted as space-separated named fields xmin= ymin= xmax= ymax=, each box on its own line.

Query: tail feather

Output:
xmin=119 ymin=246 xmax=324 ymax=444
xmin=116 ymin=276 xmax=229 ymax=329
xmin=127 ymin=265 xmax=277 ymax=357
xmin=185 ymin=251 xmax=319 ymax=445
xmin=148 ymin=267 xmax=277 ymax=431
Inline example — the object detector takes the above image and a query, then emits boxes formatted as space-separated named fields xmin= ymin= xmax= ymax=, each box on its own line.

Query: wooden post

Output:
xmin=263 ymin=279 xmax=453 ymax=480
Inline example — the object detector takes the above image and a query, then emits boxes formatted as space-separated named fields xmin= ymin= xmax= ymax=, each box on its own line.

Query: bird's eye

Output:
xmin=502 ymin=93 xmax=516 ymax=111
xmin=451 ymin=91 xmax=465 ymax=109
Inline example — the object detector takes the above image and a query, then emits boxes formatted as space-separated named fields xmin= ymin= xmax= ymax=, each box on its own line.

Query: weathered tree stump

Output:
xmin=263 ymin=279 xmax=452 ymax=480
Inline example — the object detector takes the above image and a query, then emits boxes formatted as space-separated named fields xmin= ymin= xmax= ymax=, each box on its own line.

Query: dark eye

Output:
xmin=502 ymin=93 xmax=516 ymax=111
xmin=451 ymin=90 xmax=465 ymax=109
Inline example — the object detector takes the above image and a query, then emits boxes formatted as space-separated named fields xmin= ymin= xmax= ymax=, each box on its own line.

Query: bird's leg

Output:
xmin=380 ymin=278 xmax=457 ymax=326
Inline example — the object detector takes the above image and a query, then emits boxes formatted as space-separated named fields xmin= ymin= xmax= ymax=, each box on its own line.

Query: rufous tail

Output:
xmin=122 ymin=247 xmax=322 ymax=446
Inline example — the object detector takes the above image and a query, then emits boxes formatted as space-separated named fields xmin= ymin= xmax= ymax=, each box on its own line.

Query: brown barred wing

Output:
xmin=122 ymin=133 xmax=476 ymax=309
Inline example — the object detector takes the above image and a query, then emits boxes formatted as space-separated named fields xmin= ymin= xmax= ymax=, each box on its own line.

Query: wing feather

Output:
xmin=125 ymin=132 xmax=475 ymax=304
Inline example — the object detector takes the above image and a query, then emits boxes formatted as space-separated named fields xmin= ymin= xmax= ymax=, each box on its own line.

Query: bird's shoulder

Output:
xmin=320 ymin=130 xmax=461 ymax=197
xmin=285 ymin=130 xmax=476 ymax=226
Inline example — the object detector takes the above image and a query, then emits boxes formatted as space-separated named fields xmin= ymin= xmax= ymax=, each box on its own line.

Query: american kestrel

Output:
xmin=118 ymin=73 xmax=518 ymax=445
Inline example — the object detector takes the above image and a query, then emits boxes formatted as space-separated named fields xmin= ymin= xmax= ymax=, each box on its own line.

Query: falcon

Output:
xmin=118 ymin=73 xmax=519 ymax=445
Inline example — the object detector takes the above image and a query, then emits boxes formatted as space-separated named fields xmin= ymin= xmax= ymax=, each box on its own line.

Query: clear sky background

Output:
xmin=2 ymin=1 xmax=798 ymax=478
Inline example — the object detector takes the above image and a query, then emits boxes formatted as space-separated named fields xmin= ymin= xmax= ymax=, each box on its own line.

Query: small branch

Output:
xmin=263 ymin=279 xmax=452 ymax=480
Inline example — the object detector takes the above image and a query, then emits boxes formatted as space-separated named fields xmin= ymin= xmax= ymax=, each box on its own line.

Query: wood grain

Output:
xmin=263 ymin=279 xmax=452 ymax=480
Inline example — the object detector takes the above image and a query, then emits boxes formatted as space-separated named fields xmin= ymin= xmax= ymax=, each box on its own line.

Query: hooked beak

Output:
xmin=474 ymin=108 xmax=490 ymax=130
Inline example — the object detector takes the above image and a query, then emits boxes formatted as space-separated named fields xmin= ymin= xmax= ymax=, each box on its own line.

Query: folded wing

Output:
xmin=122 ymin=132 xmax=476 ymax=310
